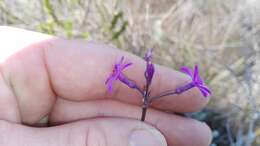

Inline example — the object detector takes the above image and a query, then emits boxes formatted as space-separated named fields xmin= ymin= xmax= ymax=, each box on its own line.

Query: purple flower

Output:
xmin=144 ymin=49 xmax=153 ymax=62
xmin=144 ymin=49 xmax=155 ymax=86
xmin=176 ymin=65 xmax=211 ymax=97
xmin=105 ymin=56 xmax=138 ymax=92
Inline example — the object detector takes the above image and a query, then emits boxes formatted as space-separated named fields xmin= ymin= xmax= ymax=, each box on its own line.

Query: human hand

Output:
xmin=0 ymin=26 xmax=212 ymax=146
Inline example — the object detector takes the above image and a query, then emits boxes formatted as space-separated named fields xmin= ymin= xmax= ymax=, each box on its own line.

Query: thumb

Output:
xmin=0 ymin=118 xmax=167 ymax=146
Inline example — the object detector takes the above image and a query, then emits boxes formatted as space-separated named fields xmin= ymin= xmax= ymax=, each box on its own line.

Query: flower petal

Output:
xmin=105 ymin=75 xmax=112 ymax=84
xmin=105 ymin=76 xmax=117 ymax=92
xmin=196 ymin=74 xmax=204 ymax=85
xmin=197 ymin=85 xmax=211 ymax=97
xmin=193 ymin=65 xmax=199 ymax=81
xmin=180 ymin=66 xmax=193 ymax=77
xmin=122 ymin=62 xmax=133 ymax=69
xmin=199 ymin=88 xmax=209 ymax=97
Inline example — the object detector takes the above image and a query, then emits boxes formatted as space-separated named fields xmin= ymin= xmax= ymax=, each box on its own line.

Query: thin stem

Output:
xmin=150 ymin=83 xmax=196 ymax=102
xmin=141 ymin=107 xmax=147 ymax=121
xmin=140 ymin=79 xmax=150 ymax=121
xmin=150 ymin=91 xmax=177 ymax=102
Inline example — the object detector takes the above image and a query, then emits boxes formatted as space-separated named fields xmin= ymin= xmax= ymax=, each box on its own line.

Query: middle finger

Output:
xmin=50 ymin=98 xmax=212 ymax=146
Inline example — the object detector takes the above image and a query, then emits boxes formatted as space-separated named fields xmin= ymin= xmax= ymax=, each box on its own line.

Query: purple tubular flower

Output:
xmin=144 ymin=49 xmax=155 ymax=86
xmin=176 ymin=65 xmax=211 ymax=97
xmin=144 ymin=49 xmax=153 ymax=62
xmin=118 ymin=74 xmax=137 ymax=88
xmin=105 ymin=56 xmax=138 ymax=92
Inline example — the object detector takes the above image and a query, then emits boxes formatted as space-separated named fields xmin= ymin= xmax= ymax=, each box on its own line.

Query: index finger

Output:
xmin=1 ymin=28 xmax=209 ymax=124
xmin=43 ymin=39 xmax=210 ymax=112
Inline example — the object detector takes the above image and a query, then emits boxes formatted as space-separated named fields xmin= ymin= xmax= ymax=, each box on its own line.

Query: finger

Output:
xmin=50 ymin=98 xmax=212 ymax=146
xmin=0 ymin=28 xmax=209 ymax=124
xmin=0 ymin=26 xmax=53 ymax=63
xmin=0 ymin=27 xmax=56 ymax=124
xmin=0 ymin=118 xmax=167 ymax=146
xmin=44 ymin=39 xmax=209 ymax=112
xmin=0 ymin=71 xmax=21 ymax=123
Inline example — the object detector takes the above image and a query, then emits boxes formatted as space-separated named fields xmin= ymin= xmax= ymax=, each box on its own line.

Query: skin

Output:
xmin=0 ymin=26 xmax=212 ymax=146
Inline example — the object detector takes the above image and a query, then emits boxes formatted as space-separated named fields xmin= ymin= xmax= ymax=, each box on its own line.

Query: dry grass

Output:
xmin=0 ymin=0 xmax=260 ymax=145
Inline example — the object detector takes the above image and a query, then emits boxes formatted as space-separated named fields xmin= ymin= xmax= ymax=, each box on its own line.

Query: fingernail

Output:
xmin=129 ymin=128 xmax=167 ymax=146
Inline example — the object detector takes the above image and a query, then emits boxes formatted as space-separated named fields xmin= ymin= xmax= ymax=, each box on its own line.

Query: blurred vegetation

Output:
xmin=0 ymin=0 xmax=260 ymax=145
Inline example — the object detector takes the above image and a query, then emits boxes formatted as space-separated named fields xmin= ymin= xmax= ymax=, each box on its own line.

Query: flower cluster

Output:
xmin=105 ymin=49 xmax=211 ymax=121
